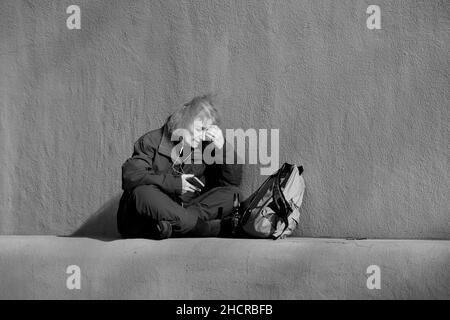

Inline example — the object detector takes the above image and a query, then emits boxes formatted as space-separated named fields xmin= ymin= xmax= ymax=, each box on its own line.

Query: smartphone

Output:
xmin=186 ymin=176 xmax=205 ymax=189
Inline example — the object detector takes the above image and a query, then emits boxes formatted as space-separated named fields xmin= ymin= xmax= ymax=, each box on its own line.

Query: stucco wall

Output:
xmin=0 ymin=0 xmax=448 ymax=238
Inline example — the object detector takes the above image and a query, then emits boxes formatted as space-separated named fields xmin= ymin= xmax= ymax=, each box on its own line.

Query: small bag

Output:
xmin=240 ymin=163 xmax=305 ymax=239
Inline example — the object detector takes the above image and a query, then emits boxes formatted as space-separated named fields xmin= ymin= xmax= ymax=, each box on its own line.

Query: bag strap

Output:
xmin=240 ymin=173 xmax=276 ymax=225
xmin=272 ymin=164 xmax=297 ymax=239
xmin=273 ymin=163 xmax=293 ymax=215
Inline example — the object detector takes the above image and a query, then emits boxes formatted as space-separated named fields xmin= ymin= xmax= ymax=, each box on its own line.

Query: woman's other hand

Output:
xmin=205 ymin=125 xmax=224 ymax=149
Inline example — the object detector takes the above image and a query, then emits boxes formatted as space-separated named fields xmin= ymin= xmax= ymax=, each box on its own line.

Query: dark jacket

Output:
xmin=117 ymin=124 xmax=243 ymax=228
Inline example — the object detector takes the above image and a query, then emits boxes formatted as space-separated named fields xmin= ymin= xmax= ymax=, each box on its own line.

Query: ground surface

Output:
xmin=0 ymin=236 xmax=449 ymax=299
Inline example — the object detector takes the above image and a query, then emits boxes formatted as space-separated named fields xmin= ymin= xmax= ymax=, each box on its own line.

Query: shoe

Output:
xmin=153 ymin=220 xmax=172 ymax=240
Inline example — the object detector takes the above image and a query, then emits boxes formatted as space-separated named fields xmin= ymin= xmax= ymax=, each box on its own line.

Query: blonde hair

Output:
xmin=166 ymin=93 xmax=220 ymax=136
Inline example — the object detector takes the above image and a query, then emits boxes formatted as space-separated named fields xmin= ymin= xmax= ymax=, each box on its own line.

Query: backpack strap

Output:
xmin=272 ymin=164 xmax=297 ymax=239
xmin=273 ymin=163 xmax=294 ymax=214
xmin=240 ymin=173 xmax=276 ymax=225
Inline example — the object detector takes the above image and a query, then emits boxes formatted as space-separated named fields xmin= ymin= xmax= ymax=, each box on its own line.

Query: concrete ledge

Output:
xmin=0 ymin=236 xmax=449 ymax=299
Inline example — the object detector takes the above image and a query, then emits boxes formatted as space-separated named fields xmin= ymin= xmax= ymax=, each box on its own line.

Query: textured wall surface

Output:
xmin=0 ymin=0 xmax=449 ymax=238
xmin=1 ymin=236 xmax=449 ymax=299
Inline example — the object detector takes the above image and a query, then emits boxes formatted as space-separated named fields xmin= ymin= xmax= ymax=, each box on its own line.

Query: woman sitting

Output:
xmin=117 ymin=94 xmax=243 ymax=240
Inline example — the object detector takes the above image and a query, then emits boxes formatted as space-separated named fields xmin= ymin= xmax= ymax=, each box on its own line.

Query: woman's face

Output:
xmin=185 ymin=117 xmax=213 ymax=148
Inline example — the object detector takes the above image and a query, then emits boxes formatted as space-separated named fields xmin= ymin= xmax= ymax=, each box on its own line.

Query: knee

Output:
xmin=131 ymin=185 xmax=165 ymax=214
xmin=213 ymin=185 xmax=240 ymax=195
xmin=132 ymin=184 xmax=160 ymax=199
xmin=206 ymin=185 xmax=243 ymax=216
xmin=130 ymin=185 xmax=185 ymax=223
xmin=213 ymin=185 xmax=243 ymax=201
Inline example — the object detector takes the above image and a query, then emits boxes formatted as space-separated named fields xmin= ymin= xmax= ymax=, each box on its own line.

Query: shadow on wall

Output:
xmin=71 ymin=193 xmax=122 ymax=240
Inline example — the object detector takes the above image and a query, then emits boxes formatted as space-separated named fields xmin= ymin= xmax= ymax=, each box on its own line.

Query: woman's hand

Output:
xmin=181 ymin=174 xmax=202 ymax=194
xmin=205 ymin=125 xmax=224 ymax=149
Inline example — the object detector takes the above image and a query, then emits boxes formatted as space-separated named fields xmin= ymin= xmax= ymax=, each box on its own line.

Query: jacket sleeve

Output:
xmin=205 ymin=140 xmax=243 ymax=188
xmin=121 ymin=137 xmax=182 ymax=194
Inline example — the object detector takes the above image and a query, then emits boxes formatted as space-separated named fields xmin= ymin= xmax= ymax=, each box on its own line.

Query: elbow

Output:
xmin=121 ymin=178 xmax=136 ymax=193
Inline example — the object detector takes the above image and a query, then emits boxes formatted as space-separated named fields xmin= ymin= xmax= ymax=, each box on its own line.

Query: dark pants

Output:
xmin=117 ymin=185 xmax=242 ymax=239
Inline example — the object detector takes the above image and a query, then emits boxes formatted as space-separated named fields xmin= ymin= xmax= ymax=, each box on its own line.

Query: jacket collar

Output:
xmin=158 ymin=124 xmax=203 ymax=164
xmin=157 ymin=124 xmax=178 ymax=159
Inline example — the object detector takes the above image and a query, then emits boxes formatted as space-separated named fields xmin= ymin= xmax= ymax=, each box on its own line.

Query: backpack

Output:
xmin=239 ymin=163 xmax=305 ymax=240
